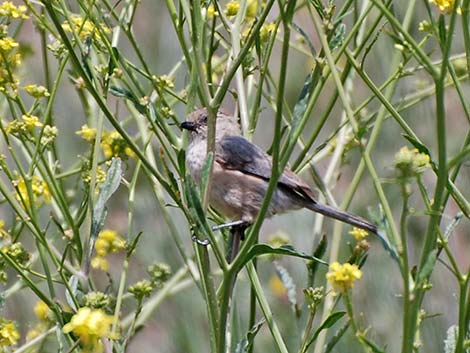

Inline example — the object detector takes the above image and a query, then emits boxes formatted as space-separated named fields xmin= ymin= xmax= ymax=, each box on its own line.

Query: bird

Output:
xmin=180 ymin=107 xmax=378 ymax=236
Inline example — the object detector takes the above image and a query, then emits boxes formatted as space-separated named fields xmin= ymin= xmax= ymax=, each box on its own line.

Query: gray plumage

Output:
xmin=181 ymin=108 xmax=378 ymax=234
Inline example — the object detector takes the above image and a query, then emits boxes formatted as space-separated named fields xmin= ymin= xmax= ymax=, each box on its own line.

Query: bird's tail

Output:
xmin=306 ymin=202 xmax=378 ymax=235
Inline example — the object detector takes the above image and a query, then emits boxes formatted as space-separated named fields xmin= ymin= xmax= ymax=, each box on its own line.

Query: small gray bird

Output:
xmin=181 ymin=108 xmax=378 ymax=235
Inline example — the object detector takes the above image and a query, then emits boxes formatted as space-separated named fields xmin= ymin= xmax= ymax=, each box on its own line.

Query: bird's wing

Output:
xmin=215 ymin=135 xmax=316 ymax=203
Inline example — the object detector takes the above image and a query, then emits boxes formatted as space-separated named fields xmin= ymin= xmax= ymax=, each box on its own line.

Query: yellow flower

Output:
xmin=22 ymin=114 xmax=43 ymax=131
xmin=62 ymin=15 xmax=111 ymax=44
xmin=2 ymin=242 xmax=30 ymax=265
xmin=225 ymin=1 xmax=240 ymax=16
xmin=429 ymin=0 xmax=461 ymax=13
xmin=34 ymin=301 xmax=52 ymax=322
xmin=0 ymin=219 xmax=7 ymax=237
xmin=63 ymin=307 xmax=114 ymax=353
xmin=15 ymin=175 xmax=51 ymax=208
xmin=40 ymin=125 xmax=58 ymax=146
xmin=128 ymin=280 xmax=154 ymax=299
xmin=349 ymin=227 xmax=368 ymax=241
xmin=418 ymin=20 xmax=432 ymax=33
xmin=152 ymin=74 xmax=174 ymax=89
xmin=260 ymin=22 xmax=276 ymax=42
xmin=91 ymin=256 xmax=109 ymax=271
xmin=326 ymin=262 xmax=362 ymax=293
xmin=0 ymin=2 xmax=29 ymax=19
xmin=0 ymin=318 xmax=19 ymax=347
xmin=394 ymin=146 xmax=430 ymax=177
xmin=207 ymin=4 xmax=217 ymax=19
xmin=246 ymin=0 xmax=258 ymax=18
xmin=100 ymin=131 xmax=135 ymax=159
xmin=76 ymin=124 xmax=97 ymax=143
xmin=0 ymin=37 xmax=18 ymax=52
xmin=91 ymin=229 xmax=126 ymax=271
xmin=23 ymin=84 xmax=50 ymax=98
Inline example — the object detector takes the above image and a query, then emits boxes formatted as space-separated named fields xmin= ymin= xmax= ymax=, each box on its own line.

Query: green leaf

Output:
xmin=89 ymin=158 xmax=122 ymax=261
xmin=305 ymin=311 xmax=346 ymax=350
xmin=369 ymin=208 xmax=399 ymax=261
xmin=307 ymin=235 xmax=327 ymax=284
xmin=65 ymin=275 xmax=79 ymax=311
xmin=127 ymin=231 xmax=143 ymax=258
xmin=274 ymin=262 xmax=299 ymax=316
xmin=235 ymin=244 xmax=327 ymax=273
xmin=290 ymin=72 xmax=314 ymax=136
xmin=415 ymin=249 xmax=437 ymax=289
xmin=402 ymin=134 xmax=436 ymax=170
xmin=444 ymin=213 xmax=463 ymax=241
xmin=292 ymin=22 xmax=316 ymax=56
xmin=233 ymin=320 xmax=264 ymax=353
xmin=329 ymin=23 xmax=346 ymax=51
xmin=109 ymin=86 xmax=146 ymax=113
xmin=357 ymin=334 xmax=386 ymax=353
xmin=325 ymin=321 xmax=350 ymax=353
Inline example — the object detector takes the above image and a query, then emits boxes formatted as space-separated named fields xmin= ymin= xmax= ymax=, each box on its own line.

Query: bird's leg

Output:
xmin=228 ymin=222 xmax=250 ymax=262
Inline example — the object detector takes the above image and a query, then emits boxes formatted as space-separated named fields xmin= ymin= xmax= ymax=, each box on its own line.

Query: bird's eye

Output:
xmin=202 ymin=115 xmax=208 ymax=124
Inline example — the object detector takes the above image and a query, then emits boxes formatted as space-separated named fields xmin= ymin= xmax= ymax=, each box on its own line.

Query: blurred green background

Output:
xmin=0 ymin=0 xmax=469 ymax=352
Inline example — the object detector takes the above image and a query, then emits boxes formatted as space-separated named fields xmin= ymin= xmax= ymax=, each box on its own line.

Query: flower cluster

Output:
xmin=152 ymin=75 xmax=174 ymax=90
xmin=76 ymin=125 xmax=136 ymax=160
xmin=0 ymin=219 xmax=7 ymax=238
xmin=14 ymin=175 xmax=51 ymax=208
xmin=0 ymin=2 xmax=30 ymax=93
xmin=0 ymin=317 xmax=19 ymax=348
xmin=128 ymin=262 xmax=172 ymax=300
xmin=62 ymin=15 xmax=111 ymax=49
xmin=260 ymin=22 xmax=276 ymax=42
xmin=5 ymin=114 xmax=42 ymax=136
xmin=148 ymin=263 xmax=172 ymax=288
xmin=40 ymin=125 xmax=58 ymax=146
xmin=225 ymin=0 xmax=258 ymax=18
xmin=394 ymin=146 xmax=430 ymax=177
xmin=27 ymin=301 xmax=54 ymax=340
xmin=101 ymin=131 xmax=136 ymax=159
xmin=349 ymin=227 xmax=369 ymax=241
xmin=81 ymin=165 xmax=107 ymax=187
xmin=429 ymin=0 xmax=460 ymax=14
xmin=0 ymin=2 xmax=28 ymax=20
xmin=0 ymin=35 xmax=21 ymax=93
xmin=91 ymin=229 xmax=126 ymax=271
xmin=63 ymin=307 xmax=115 ymax=353
xmin=76 ymin=124 xmax=96 ymax=142
xmin=82 ymin=292 xmax=112 ymax=310
xmin=128 ymin=280 xmax=154 ymax=300
xmin=0 ymin=219 xmax=31 ymax=282
xmin=23 ymin=84 xmax=50 ymax=99
xmin=303 ymin=287 xmax=324 ymax=312
xmin=326 ymin=262 xmax=362 ymax=294
xmin=2 ymin=241 xmax=30 ymax=265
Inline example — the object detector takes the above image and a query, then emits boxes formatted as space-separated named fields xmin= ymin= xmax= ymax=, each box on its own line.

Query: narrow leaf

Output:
xmin=89 ymin=158 xmax=122 ymax=263
xmin=416 ymin=249 xmax=437 ymax=289
xmin=236 ymin=244 xmax=327 ymax=273
xmin=234 ymin=320 xmax=264 ymax=353
xmin=305 ymin=311 xmax=346 ymax=350
xmin=65 ymin=275 xmax=79 ymax=311
xmin=292 ymin=22 xmax=316 ymax=56
xmin=357 ymin=334 xmax=386 ymax=353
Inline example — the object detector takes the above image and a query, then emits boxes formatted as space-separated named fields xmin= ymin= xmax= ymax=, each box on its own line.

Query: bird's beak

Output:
xmin=180 ymin=121 xmax=197 ymax=131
